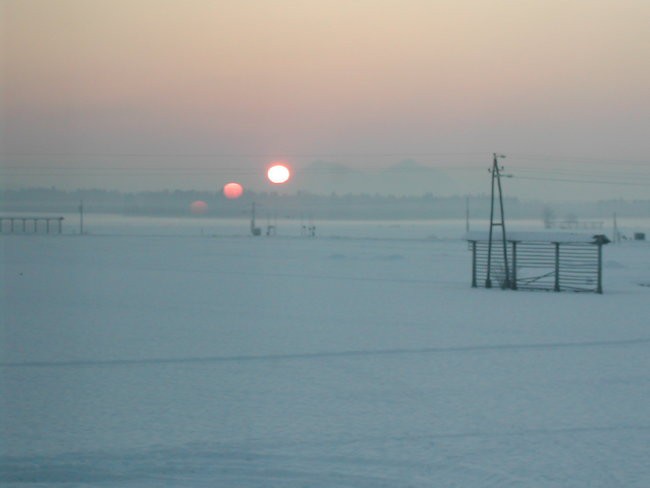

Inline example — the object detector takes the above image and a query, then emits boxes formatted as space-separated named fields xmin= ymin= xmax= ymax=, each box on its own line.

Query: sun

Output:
xmin=190 ymin=200 xmax=208 ymax=214
xmin=267 ymin=163 xmax=291 ymax=184
xmin=223 ymin=182 xmax=244 ymax=199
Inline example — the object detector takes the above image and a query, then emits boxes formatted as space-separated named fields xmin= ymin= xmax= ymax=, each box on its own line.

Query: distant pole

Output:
xmin=613 ymin=212 xmax=618 ymax=243
xmin=250 ymin=202 xmax=261 ymax=236
xmin=465 ymin=196 xmax=470 ymax=233
xmin=79 ymin=200 xmax=84 ymax=235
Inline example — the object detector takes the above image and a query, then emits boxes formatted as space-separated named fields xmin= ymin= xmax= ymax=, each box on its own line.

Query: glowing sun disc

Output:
xmin=223 ymin=182 xmax=244 ymax=199
xmin=190 ymin=200 xmax=208 ymax=214
xmin=267 ymin=164 xmax=291 ymax=184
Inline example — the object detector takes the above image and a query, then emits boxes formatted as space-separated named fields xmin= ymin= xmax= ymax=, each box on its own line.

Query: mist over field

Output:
xmin=2 ymin=185 xmax=649 ymax=226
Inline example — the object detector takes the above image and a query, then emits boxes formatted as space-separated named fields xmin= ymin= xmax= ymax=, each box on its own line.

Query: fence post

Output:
xmin=471 ymin=241 xmax=477 ymax=288
xmin=554 ymin=242 xmax=560 ymax=292
xmin=511 ymin=241 xmax=518 ymax=290
xmin=597 ymin=243 xmax=603 ymax=294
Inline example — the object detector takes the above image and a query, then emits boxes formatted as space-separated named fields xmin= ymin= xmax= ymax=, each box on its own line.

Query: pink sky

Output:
xmin=2 ymin=0 xmax=650 ymax=198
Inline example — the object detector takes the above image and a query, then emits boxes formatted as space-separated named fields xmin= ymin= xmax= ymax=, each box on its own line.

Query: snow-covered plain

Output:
xmin=2 ymin=217 xmax=650 ymax=487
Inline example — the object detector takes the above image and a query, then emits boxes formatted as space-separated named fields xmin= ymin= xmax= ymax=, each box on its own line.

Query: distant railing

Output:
xmin=0 ymin=216 xmax=65 ymax=234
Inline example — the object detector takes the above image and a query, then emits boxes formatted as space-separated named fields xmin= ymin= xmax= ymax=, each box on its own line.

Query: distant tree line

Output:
xmin=1 ymin=187 xmax=649 ymax=221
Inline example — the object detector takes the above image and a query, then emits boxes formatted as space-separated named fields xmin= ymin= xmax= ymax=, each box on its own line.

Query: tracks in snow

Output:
xmin=4 ymin=337 xmax=650 ymax=369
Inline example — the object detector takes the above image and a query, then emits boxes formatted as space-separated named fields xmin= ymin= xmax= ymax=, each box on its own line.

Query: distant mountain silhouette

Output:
xmin=294 ymin=159 xmax=459 ymax=196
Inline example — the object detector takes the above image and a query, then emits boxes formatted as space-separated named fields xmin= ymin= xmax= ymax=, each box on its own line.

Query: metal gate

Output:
xmin=469 ymin=234 xmax=607 ymax=294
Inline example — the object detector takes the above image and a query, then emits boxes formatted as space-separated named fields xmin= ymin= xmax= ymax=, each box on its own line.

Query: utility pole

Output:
xmin=250 ymin=202 xmax=261 ymax=236
xmin=465 ymin=196 xmax=470 ymax=233
xmin=485 ymin=153 xmax=510 ymax=289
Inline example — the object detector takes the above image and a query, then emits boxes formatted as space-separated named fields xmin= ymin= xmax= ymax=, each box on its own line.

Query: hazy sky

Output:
xmin=2 ymin=0 xmax=650 ymax=200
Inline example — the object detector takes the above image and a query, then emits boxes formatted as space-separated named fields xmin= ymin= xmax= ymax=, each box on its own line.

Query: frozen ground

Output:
xmin=2 ymin=217 xmax=650 ymax=487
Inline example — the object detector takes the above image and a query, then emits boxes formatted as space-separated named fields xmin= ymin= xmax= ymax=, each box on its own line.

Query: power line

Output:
xmin=513 ymin=168 xmax=650 ymax=182
xmin=513 ymin=175 xmax=650 ymax=187
xmin=507 ymin=153 xmax=650 ymax=166
xmin=2 ymin=151 xmax=648 ymax=168
xmin=3 ymin=166 xmax=650 ymax=185
xmin=514 ymin=167 xmax=650 ymax=176
xmin=0 ymin=151 xmax=486 ymax=159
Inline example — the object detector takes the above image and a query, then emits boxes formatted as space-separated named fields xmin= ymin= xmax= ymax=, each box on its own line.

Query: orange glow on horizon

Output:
xmin=190 ymin=200 xmax=208 ymax=214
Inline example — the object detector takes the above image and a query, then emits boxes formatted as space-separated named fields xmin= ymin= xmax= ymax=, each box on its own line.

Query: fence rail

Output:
xmin=469 ymin=238 xmax=604 ymax=293
xmin=0 ymin=217 xmax=65 ymax=234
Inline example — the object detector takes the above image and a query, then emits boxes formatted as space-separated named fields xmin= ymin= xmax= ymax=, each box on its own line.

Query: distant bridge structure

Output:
xmin=0 ymin=216 xmax=65 ymax=234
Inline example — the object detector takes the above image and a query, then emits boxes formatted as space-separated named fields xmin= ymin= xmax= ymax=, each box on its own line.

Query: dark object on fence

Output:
xmin=466 ymin=232 xmax=609 ymax=294
xmin=634 ymin=232 xmax=646 ymax=241
xmin=0 ymin=216 xmax=64 ymax=234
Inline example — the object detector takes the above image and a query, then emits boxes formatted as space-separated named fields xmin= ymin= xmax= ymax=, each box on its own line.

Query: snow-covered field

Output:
xmin=2 ymin=217 xmax=650 ymax=487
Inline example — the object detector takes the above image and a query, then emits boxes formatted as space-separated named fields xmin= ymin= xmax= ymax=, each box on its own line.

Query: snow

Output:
xmin=2 ymin=218 xmax=650 ymax=487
